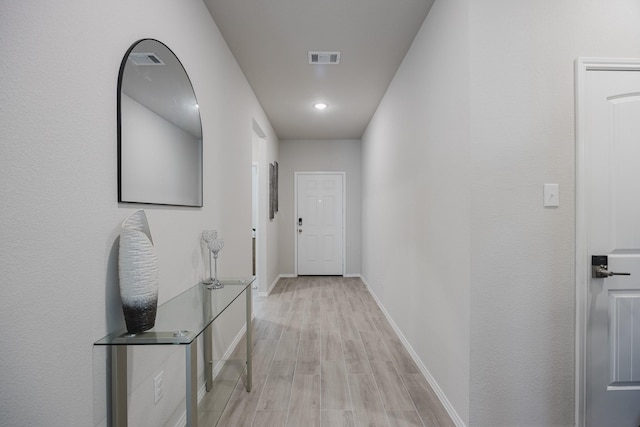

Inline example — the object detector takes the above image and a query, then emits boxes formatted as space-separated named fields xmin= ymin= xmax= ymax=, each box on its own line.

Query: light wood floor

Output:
xmin=202 ymin=276 xmax=454 ymax=427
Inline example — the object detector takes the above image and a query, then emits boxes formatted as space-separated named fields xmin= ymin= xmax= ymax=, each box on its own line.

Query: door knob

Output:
xmin=298 ymin=228 xmax=302 ymax=233
xmin=591 ymin=255 xmax=631 ymax=278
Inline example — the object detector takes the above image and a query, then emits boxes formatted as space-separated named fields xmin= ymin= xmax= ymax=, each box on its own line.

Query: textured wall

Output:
xmin=361 ymin=0 xmax=471 ymax=423
xmin=468 ymin=1 xmax=640 ymax=425
xmin=0 ymin=2 xmax=277 ymax=425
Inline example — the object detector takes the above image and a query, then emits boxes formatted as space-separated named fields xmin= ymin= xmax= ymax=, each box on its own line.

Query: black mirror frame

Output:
xmin=117 ymin=38 xmax=203 ymax=207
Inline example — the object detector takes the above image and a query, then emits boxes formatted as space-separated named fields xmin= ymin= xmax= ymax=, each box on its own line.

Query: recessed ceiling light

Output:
xmin=314 ymin=103 xmax=328 ymax=110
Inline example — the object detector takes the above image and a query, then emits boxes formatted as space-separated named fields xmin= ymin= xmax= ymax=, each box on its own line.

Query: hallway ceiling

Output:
xmin=203 ymin=0 xmax=434 ymax=140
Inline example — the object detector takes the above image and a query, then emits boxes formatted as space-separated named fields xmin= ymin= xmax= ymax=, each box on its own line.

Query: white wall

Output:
xmin=0 ymin=2 xmax=277 ymax=426
xmin=278 ymin=139 xmax=362 ymax=276
xmin=469 ymin=1 xmax=640 ymax=426
xmin=361 ymin=0 xmax=470 ymax=424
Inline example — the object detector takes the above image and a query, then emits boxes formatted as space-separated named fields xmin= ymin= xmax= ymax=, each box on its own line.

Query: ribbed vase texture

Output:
xmin=118 ymin=210 xmax=159 ymax=334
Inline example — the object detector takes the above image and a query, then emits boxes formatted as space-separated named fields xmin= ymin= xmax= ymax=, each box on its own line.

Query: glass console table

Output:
xmin=95 ymin=277 xmax=254 ymax=427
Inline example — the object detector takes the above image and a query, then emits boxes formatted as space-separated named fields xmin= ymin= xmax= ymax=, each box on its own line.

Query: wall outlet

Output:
xmin=153 ymin=371 xmax=164 ymax=404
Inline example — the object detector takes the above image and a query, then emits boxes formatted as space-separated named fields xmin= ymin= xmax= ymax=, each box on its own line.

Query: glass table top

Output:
xmin=95 ymin=277 xmax=254 ymax=346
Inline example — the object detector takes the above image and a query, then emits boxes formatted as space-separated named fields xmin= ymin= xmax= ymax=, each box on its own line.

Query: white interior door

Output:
xmin=296 ymin=173 xmax=344 ymax=275
xmin=579 ymin=60 xmax=640 ymax=426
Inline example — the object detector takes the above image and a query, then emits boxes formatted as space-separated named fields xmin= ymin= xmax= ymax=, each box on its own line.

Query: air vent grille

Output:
xmin=129 ymin=52 xmax=165 ymax=66
xmin=308 ymin=51 xmax=340 ymax=65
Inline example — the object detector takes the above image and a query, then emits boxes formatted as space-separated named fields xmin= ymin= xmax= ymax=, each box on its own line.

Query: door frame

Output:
xmin=252 ymin=119 xmax=267 ymax=295
xmin=574 ymin=57 xmax=640 ymax=426
xmin=294 ymin=171 xmax=346 ymax=276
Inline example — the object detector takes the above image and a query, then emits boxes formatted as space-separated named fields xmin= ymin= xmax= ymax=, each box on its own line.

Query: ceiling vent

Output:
xmin=308 ymin=51 xmax=341 ymax=65
xmin=129 ymin=52 xmax=165 ymax=66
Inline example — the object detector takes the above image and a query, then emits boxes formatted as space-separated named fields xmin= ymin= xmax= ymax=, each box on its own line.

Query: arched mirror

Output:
xmin=118 ymin=39 xmax=203 ymax=207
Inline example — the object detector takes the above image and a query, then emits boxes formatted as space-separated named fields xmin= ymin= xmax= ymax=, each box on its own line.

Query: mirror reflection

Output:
xmin=118 ymin=39 xmax=203 ymax=207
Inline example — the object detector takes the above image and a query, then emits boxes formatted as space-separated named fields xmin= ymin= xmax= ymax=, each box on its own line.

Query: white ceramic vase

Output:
xmin=118 ymin=210 xmax=159 ymax=334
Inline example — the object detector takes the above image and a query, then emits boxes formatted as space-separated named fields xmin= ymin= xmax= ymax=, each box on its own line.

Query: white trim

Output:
xmin=577 ymin=57 xmax=640 ymax=72
xmin=574 ymin=57 xmax=640 ymax=427
xmin=360 ymin=275 xmax=466 ymax=427
xmin=252 ymin=121 xmax=268 ymax=295
xmin=252 ymin=118 xmax=266 ymax=138
xmin=343 ymin=273 xmax=361 ymax=278
xmin=259 ymin=274 xmax=296 ymax=296
xmin=293 ymin=171 xmax=347 ymax=276
xmin=265 ymin=275 xmax=279 ymax=296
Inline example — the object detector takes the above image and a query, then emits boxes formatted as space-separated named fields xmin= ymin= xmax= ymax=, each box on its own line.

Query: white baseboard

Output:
xmin=265 ymin=276 xmax=279 ymax=295
xmin=260 ymin=274 xmax=296 ymax=296
xmin=344 ymin=273 xmax=362 ymax=278
xmin=360 ymin=276 xmax=466 ymax=427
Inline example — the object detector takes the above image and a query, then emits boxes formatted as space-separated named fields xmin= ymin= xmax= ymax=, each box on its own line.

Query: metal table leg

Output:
xmin=112 ymin=346 xmax=128 ymax=427
xmin=185 ymin=340 xmax=198 ymax=427
xmin=246 ymin=285 xmax=252 ymax=392
xmin=204 ymin=323 xmax=213 ymax=392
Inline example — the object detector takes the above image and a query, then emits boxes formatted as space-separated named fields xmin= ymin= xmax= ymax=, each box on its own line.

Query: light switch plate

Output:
xmin=544 ymin=183 xmax=559 ymax=207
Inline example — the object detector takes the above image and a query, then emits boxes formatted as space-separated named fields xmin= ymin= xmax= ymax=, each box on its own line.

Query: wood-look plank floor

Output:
xmin=202 ymin=276 xmax=454 ymax=427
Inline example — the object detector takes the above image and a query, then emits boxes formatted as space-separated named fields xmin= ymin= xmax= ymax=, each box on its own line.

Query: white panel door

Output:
xmin=296 ymin=173 xmax=343 ymax=275
xmin=582 ymin=65 xmax=640 ymax=426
